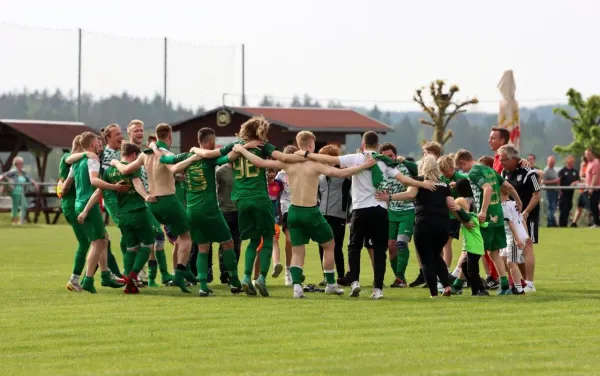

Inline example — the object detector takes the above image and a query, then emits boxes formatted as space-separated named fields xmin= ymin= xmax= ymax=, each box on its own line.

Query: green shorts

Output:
xmin=104 ymin=199 xmax=120 ymax=226
xmin=481 ymin=226 xmax=507 ymax=251
xmin=188 ymin=208 xmax=232 ymax=245
xmin=118 ymin=208 xmax=155 ymax=248
xmin=287 ymin=205 xmax=334 ymax=247
xmin=388 ymin=210 xmax=415 ymax=240
xmin=63 ymin=206 xmax=90 ymax=247
xmin=146 ymin=206 xmax=163 ymax=237
xmin=75 ymin=204 xmax=106 ymax=242
xmin=236 ymin=197 xmax=275 ymax=240
xmin=147 ymin=195 xmax=190 ymax=238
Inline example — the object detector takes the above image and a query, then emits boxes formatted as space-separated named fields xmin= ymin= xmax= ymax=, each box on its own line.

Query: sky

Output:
xmin=0 ymin=0 xmax=597 ymax=113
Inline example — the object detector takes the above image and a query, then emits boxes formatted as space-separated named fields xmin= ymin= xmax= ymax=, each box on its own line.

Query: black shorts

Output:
xmin=282 ymin=212 xmax=289 ymax=232
xmin=578 ymin=193 xmax=589 ymax=209
xmin=526 ymin=216 xmax=539 ymax=244
xmin=447 ymin=219 xmax=461 ymax=240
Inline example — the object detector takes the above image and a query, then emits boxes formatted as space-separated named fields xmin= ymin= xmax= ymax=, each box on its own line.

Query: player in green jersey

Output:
xmin=160 ymin=128 xmax=243 ymax=296
xmin=59 ymin=135 xmax=91 ymax=292
xmin=70 ymin=132 xmax=128 ymax=293
xmin=454 ymin=149 xmax=522 ymax=295
xmin=190 ymin=116 xmax=305 ymax=297
xmin=103 ymin=142 xmax=157 ymax=294
xmin=378 ymin=142 xmax=416 ymax=288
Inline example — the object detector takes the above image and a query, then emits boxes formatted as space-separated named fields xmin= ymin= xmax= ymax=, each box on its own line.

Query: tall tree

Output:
xmin=368 ymin=105 xmax=382 ymax=121
xmin=553 ymin=89 xmax=600 ymax=155
xmin=290 ymin=95 xmax=302 ymax=108
xmin=413 ymin=80 xmax=478 ymax=146
xmin=259 ymin=95 xmax=274 ymax=107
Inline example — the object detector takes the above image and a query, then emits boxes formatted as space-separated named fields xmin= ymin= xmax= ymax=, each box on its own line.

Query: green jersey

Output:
xmin=384 ymin=163 xmax=415 ymax=220
xmin=73 ymin=156 xmax=100 ymax=211
xmin=441 ymin=171 xmax=468 ymax=218
xmin=100 ymin=146 xmax=121 ymax=207
xmin=468 ymin=164 xmax=505 ymax=227
xmin=161 ymin=153 xmax=220 ymax=211
xmin=220 ymin=142 xmax=277 ymax=201
xmin=102 ymin=162 xmax=146 ymax=213
xmin=59 ymin=153 xmax=76 ymax=209
xmin=460 ymin=212 xmax=487 ymax=255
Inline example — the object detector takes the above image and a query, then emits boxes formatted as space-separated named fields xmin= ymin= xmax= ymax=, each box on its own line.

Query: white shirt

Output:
xmin=502 ymin=200 xmax=529 ymax=242
xmin=275 ymin=170 xmax=291 ymax=215
xmin=339 ymin=151 xmax=400 ymax=210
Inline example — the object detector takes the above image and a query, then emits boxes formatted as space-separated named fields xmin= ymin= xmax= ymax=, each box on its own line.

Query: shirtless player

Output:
xmin=233 ymin=131 xmax=376 ymax=298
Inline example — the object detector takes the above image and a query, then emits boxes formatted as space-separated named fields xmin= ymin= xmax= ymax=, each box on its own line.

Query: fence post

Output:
xmin=77 ymin=28 xmax=82 ymax=122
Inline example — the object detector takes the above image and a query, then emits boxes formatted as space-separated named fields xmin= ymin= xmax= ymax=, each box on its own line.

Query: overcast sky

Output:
xmin=0 ymin=0 xmax=596 ymax=112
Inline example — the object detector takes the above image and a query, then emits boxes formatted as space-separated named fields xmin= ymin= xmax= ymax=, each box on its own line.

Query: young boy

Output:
xmin=450 ymin=179 xmax=489 ymax=296
xmin=500 ymin=186 xmax=531 ymax=295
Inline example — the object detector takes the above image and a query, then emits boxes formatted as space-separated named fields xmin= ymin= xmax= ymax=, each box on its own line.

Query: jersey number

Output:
xmin=233 ymin=157 xmax=259 ymax=179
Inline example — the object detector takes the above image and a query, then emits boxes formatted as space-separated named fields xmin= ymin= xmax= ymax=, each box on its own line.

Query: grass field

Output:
xmin=1 ymin=221 xmax=600 ymax=375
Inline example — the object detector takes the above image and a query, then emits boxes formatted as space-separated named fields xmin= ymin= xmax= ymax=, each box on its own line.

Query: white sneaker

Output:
xmin=272 ymin=263 xmax=284 ymax=278
xmin=66 ymin=278 xmax=83 ymax=292
xmin=524 ymin=284 xmax=536 ymax=293
xmin=350 ymin=281 xmax=361 ymax=298
xmin=370 ymin=288 xmax=384 ymax=299
xmin=284 ymin=272 xmax=292 ymax=286
xmin=325 ymin=284 xmax=344 ymax=295
xmin=293 ymin=284 xmax=304 ymax=298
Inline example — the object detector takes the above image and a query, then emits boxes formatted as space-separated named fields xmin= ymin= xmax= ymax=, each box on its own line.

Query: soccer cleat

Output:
xmin=112 ymin=273 xmax=126 ymax=284
xmin=485 ymin=276 xmax=500 ymax=290
xmin=475 ymin=290 xmax=490 ymax=296
xmin=66 ymin=279 xmax=83 ymax=292
xmin=230 ymin=285 xmax=243 ymax=294
xmin=325 ymin=284 xmax=344 ymax=295
xmin=198 ymin=288 xmax=214 ymax=297
xmin=81 ymin=277 xmax=97 ymax=294
xmin=172 ymin=271 xmax=191 ymax=293
xmin=293 ymin=285 xmax=305 ymax=299
xmin=336 ymin=276 xmax=350 ymax=286
xmin=350 ymin=281 xmax=361 ymax=298
xmin=241 ymin=276 xmax=257 ymax=296
xmin=148 ymin=279 xmax=160 ymax=288
xmin=524 ymin=284 xmax=536 ymax=293
xmin=390 ymin=278 xmax=407 ymax=288
xmin=451 ymin=286 xmax=463 ymax=295
xmin=409 ymin=273 xmax=426 ymax=287
xmin=370 ymin=288 xmax=384 ymax=299
xmin=138 ymin=268 xmax=148 ymax=283
xmin=183 ymin=269 xmax=199 ymax=284
xmin=271 ymin=263 xmax=284 ymax=278
xmin=101 ymin=272 xmax=125 ymax=288
xmin=497 ymin=288 xmax=513 ymax=296
xmin=123 ymin=276 xmax=140 ymax=294
xmin=511 ymin=287 xmax=525 ymax=295
xmin=253 ymin=277 xmax=269 ymax=297
xmin=161 ymin=273 xmax=173 ymax=285
xmin=318 ymin=278 xmax=327 ymax=287
xmin=284 ymin=272 xmax=293 ymax=286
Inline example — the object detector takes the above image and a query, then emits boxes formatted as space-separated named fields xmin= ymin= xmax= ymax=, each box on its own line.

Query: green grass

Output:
xmin=1 ymin=222 xmax=599 ymax=375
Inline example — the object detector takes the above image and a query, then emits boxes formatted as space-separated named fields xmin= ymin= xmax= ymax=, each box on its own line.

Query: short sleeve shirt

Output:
xmin=468 ymin=164 xmax=505 ymax=227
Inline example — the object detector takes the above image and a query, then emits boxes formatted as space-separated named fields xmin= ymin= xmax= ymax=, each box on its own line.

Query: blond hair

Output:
xmin=101 ymin=124 xmax=120 ymax=143
xmin=13 ymin=156 xmax=24 ymax=166
xmin=155 ymin=123 xmax=171 ymax=140
xmin=237 ymin=116 xmax=270 ymax=142
xmin=419 ymin=155 xmax=441 ymax=182
xmin=283 ymin=145 xmax=299 ymax=154
xmin=72 ymin=135 xmax=83 ymax=152
xmin=80 ymin=132 xmax=98 ymax=149
xmin=127 ymin=119 xmax=144 ymax=133
xmin=437 ymin=155 xmax=454 ymax=172
xmin=422 ymin=141 xmax=443 ymax=158
xmin=295 ymin=131 xmax=316 ymax=149
xmin=319 ymin=144 xmax=341 ymax=157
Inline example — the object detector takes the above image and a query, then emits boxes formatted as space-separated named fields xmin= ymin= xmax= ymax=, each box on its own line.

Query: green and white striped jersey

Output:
xmin=384 ymin=163 xmax=415 ymax=213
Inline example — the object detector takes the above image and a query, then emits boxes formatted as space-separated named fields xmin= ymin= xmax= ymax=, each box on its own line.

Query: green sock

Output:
xmin=389 ymin=256 xmax=398 ymax=278
xmin=244 ymin=239 xmax=260 ymax=279
xmin=500 ymin=275 xmax=509 ymax=290
xmin=123 ymin=250 xmax=136 ymax=275
xmin=259 ymin=237 xmax=273 ymax=278
xmin=82 ymin=276 xmax=96 ymax=293
xmin=155 ymin=249 xmax=170 ymax=276
xmin=196 ymin=252 xmax=209 ymax=291
xmin=290 ymin=266 xmax=303 ymax=285
xmin=148 ymin=260 xmax=158 ymax=280
xmin=222 ymin=248 xmax=241 ymax=286
xmin=106 ymin=241 xmax=123 ymax=277
xmin=396 ymin=242 xmax=410 ymax=281
xmin=72 ymin=241 xmax=90 ymax=276
xmin=119 ymin=237 xmax=127 ymax=269
xmin=452 ymin=278 xmax=464 ymax=289
xmin=133 ymin=247 xmax=151 ymax=274
xmin=324 ymin=269 xmax=335 ymax=284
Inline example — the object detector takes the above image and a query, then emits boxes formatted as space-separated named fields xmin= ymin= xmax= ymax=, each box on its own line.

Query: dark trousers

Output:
xmin=207 ymin=211 xmax=241 ymax=275
xmin=347 ymin=206 xmax=389 ymax=289
xmin=318 ymin=215 xmax=347 ymax=278
xmin=413 ymin=219 xmax=450 ymax=296
xmin=590 ymin=191 xmax=600 ymax=226
xmin=546 ymin=190 xmax=558 ymax=227
xmin=461 ymin=253 xmax=484 ymax=295
xmin=558 ymin=191 xmax=574 ymax=227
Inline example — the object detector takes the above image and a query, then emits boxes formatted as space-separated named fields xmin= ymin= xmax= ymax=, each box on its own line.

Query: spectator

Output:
xmin=584 ymin=148 xmax=600 ymax=227
xmin=572 ymin=156 xmax=590 ymax=227
xmin=557 ymin=155 xmax=580 ymax=227
xmin=542 ymin=156 xmax=560 ymax=227
xmin=0 ymin=156 xmax=39 ymax=225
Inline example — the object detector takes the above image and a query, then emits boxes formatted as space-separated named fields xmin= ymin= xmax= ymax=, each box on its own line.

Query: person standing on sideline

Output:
xmin=557 ymin=156 xmax=580 ymax=227
xmin=584 ymin=148 xmax=600 ymax=227
xmin=298 ymin=131 xmax=434 ymax=299
xmin=542 ymin=156 xmax=560 ymax=227
xmin=572 ymin=156 xmax=591 ymax=227
xmin=0 ymin=156 xmax=39 ymax=225
xmin=317 ymin=145 xmax=352 ymax=286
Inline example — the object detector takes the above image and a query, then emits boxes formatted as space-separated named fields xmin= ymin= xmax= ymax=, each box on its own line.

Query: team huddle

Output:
xmin=58 ymin=117 xmax=537 ymax=299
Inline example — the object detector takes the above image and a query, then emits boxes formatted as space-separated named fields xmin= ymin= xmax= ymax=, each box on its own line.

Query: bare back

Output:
xmin=286 ymin=160 xmax=321 ymax=207
xmin=145 ymin=153 xmax=176 ymax=197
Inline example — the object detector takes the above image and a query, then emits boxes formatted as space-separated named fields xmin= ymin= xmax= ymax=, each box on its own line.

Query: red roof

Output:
xmin=0 ymin=119 xmax=96 ymax=149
